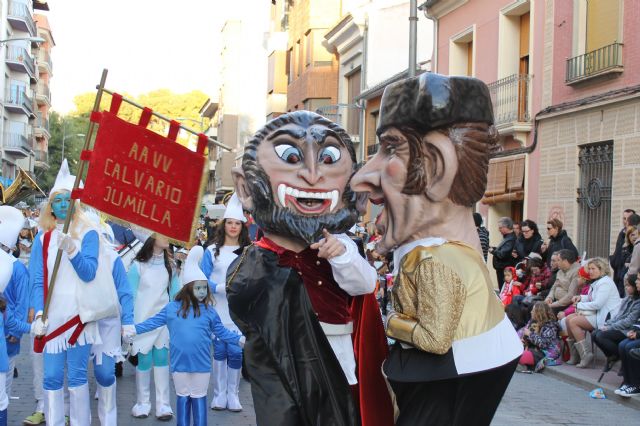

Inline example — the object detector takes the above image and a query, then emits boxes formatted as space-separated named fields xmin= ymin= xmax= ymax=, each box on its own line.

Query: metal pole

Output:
xmin=409 ymin=0 xmax=418 ymax=77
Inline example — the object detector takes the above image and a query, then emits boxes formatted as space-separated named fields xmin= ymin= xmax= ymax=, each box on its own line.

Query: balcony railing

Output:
xmin=34 ymin=149 xmax=48 ymax=163
xmin=36 ymin=82 xmax=51 ymax=104
xmin=37 ymin=49 xmax=53 ymax=73
xmin=6 ymin=46 xmax=36 ymax=79
xmin=487 ymin=74 xmax=531 ymax=127
xmin=35 ymin=112 xmax=50 ymax=134
xmin=8 ymin=1 xmax=37 ymax=36
xmin=566 ymin=42 xmax=623 ymax=83
xmin=5 ymin=88 xmax=34 ymax=116
xmin=3 ymin=132 xmax=33 ymax=154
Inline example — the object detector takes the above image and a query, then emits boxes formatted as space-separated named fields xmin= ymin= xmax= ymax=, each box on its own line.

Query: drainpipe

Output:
xmin=422 ymin=1 xmax=438 ymax=73
xmin=409 ymin=0 xmax=418 ymax=77
xmin=359 ymin=15 xmax=369 ymax=163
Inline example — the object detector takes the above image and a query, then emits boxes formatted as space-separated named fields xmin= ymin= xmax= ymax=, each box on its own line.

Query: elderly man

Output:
xmin=490 ymin=217 xmax=518 ymax=287
xmin=351 ymin=73 xmax=522 ymax=425
xmin=545 ymin=249 xmax=581 ymax=313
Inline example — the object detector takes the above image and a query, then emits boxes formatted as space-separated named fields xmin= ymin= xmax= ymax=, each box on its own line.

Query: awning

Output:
xmin=481 ymin=156 xmax=525 ymax=205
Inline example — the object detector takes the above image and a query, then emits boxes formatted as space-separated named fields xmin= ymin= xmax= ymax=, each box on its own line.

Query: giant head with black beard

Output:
xmin=232 ymin=111 xmax=358 ymax=247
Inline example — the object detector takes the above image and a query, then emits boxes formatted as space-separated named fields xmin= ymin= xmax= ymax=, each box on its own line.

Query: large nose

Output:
xmin=351 ymin=154 xmax=382 ymax=192
xmin=298 ymin=147 xmax=323 ymax=186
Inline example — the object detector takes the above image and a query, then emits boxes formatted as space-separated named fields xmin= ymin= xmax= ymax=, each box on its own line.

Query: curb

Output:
xmin=542 ymin=366 xmax=640 ymax=410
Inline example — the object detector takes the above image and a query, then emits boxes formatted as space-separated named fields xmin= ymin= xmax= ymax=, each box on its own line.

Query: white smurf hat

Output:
xmin=0 ymin=205 xmax=25 ymax=249
xmin=223 ymin=193 xmax=246 ymax=222
xmin=182 ymin=245 xmax=208 ymax=286
xmin=0 ymin=249 xmax=16 ymax=292
xmin=50 ymin=159 xmax=83 ymax=196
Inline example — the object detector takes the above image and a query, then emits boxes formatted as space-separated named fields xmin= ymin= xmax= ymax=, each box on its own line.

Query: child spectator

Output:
xmin=132 ymin=246 xmax=243 ymax=425
xmin=522 ymin=255 xmax=551 ymax=299
xmin=499 ymin=266 xmax=522 ymax=306
xmin=518 ymin=302 xmax=562 ymax=372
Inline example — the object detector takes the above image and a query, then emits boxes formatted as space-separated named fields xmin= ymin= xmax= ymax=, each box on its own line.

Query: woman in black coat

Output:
xmin=515 ymin=219 xmax=544 ymax=260
xmin=541 ymin=218 xmax=579 ymax=266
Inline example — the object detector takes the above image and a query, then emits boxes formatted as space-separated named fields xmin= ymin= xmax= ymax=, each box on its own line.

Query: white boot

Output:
xmin=68 ymin=383 xmax=91 ymax=426
xmin=97 ymin=383 xmax=117 ymax=426
xmin=210 ymin=360 xmax=228 ymax=410
xmin=44 ymin=388 xmax=65 ymax=426
xmin=131 ymin=369 xmax=151 ymax=418
xmin=154 ymin=366 xmax=173 ymax=420
xmin=226 ymin=367 xmax=243 ymax=412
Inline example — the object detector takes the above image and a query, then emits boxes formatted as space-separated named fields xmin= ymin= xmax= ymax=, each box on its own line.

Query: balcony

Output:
xmin=34 ymin=149 xmax=49 ymax=169
xmin=566 ymin=42 xmax=623 ymax=84
xmin=6 ymin=46 xmax=37 ymax=81
xmin=37 ymin=49 xmax=53 ymax=75
xmin=3 ymin=133 xmax=32 ymax=158
xmin=5 ymin=88 xmax=35 ymax=117
xmin=34 ymin=113 xmax=50 ymax=138
xmin=487 ymin=74 xmax=532 ymax=134
xmin=36 ymin=82 xmax=51 ymax=106
xmin=8 ymin=1 xmax=37 ymax=36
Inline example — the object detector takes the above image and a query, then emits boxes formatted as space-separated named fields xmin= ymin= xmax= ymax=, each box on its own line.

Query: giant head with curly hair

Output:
xmin=351 ymin=73 xmax=499 ymax=254
xmin=232 ymin=111 xmax=359 ymax=245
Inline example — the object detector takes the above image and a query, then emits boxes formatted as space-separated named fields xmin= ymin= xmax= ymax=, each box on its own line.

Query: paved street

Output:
xmin=7 ymin=341 xmax=639 ymax=425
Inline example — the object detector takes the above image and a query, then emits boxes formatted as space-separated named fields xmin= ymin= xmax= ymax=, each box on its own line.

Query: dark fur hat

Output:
xmin=376 ymin=73 xmax=494 ymax=135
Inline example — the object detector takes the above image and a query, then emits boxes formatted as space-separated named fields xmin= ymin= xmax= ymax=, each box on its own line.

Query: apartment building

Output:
xmin=0 ymin=0 xmax=49 ymax=189
xmin=534 ymin=0 xmax=640 ymax=258
xmin=33 ymin=10 xmax=53 ymax=172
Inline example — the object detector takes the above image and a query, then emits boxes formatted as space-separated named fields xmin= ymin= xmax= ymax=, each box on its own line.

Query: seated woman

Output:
xmin=518 ymin=302 xmax=562 ymax=372
xmin=593 ymin=274 xmax=640 ymax=371
xmin=521 ymin=256 xmax=551 ymax=300
xmin=615 ymin=320 xmax=640 ymax=397
xmin=565 ymin=258 xmax=621 ymax=368
xmin=558 ymin=266 xmax=592 ymax=330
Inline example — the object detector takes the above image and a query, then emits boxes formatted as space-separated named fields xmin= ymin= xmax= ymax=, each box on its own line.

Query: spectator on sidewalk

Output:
xmin=521 ymin=254 xmax=551 ymax=300
xmin=490 ymin=217 xmax=518 ymax=287
xmin=610 ymin=210 xmax=639 ymax=296
xmin=514 ymin=220 xmax=544 ymax=260
xmin=614 ymin=320 xmax=640 ymax=397
xmin=473 ymin=213 xmax=490 ymax=262
xmin=513 ymin=222 xmax=522 ymax=240
xmin=518 ymin=302 xmax=562 ymax=372
xmin=565 ymin=258 xmax=621 ymax=369
xmin=557 ymin=265 xmax=592 ymax=333
xmin=593 ymin=273 xmax=640 ymax=371
xmin=541 ymin=219 xmax=579 ymax=267
xmin=499 ymin=267 xmax=522 ymax=306
xmin=625 ymin=225 xmax=640 ymax=281
xmin=545 ymin=249 xmax=581 ymax=314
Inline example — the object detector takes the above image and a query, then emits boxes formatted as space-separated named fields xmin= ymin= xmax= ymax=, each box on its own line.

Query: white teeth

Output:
xmin=299 ymin=190 xmax=309 ymax=198
xmin=277 ymin=184 xmax=286 ymax=207
xmin=285 ymin=186 xmax=293 ymax=195
xmin=329 ymin=190 xmax=339 ymax=212
xmin=292 ymin=189 xmax=300 ymax=197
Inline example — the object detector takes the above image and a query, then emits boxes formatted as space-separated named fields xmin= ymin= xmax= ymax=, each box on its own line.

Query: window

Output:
xmin=297 ymin=39 xmax=302 ymax=76
xmin=286 ymin=47 xmax=293 ymax=84
xmin=303 ymin=98 xmax=331 ymax=112
xmin=346 ymin=69 xmax=361 ymax=136
xmin=586 ymin=0 xmax=620 ymax=52
xmin=312 ymin=29 xmax=333 ymax=67
xmin=305 ymin=31 xmax=312 ymax=67
xmin=449 ymin=27 xmax=474 ymax=76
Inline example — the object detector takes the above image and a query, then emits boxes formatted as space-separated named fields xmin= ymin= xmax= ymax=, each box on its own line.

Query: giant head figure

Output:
xmin=351 ymin=73 xmax=498 ymax=254
xmin=232 ymin=111 xmax=358 ymax=244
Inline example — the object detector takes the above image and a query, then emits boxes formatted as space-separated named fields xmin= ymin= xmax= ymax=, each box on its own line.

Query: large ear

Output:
xmin=231 ymin=166 xmax=254 ymax=211
xmin=423 ymin=131 xmax=458 ymax=202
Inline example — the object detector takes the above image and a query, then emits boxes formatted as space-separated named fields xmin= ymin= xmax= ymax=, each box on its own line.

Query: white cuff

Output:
xmin=328 ymin=234 xmax=356 ymax=266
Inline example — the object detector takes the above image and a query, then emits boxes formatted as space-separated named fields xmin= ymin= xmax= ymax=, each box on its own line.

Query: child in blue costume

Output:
xmin=132 ymin=246 xmax=244 ymax=426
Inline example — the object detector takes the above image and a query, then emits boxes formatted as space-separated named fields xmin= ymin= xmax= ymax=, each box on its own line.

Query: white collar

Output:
xmin=393 ymin=237 xmax=447 ymax=276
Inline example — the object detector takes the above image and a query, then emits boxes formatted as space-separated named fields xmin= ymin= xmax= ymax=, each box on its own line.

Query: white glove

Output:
xmin=31 ymin=317 xmax=48 ymax=337
xmin=238 ymin=335 xmax=246 ymax=349
xmin=122 ymin=324 xmax=136 ymax=343
xmin=215 ymin=283 xmax=225 ymax=294
xmin=57 ymin=233 xmax=77 ymax=256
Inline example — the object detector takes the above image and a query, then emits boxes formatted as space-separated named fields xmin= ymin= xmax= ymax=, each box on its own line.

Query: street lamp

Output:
xmin=61 ymin=134 xmax=85 ymax=163
xmin=0 ymin=36 xmax=45 ymax=46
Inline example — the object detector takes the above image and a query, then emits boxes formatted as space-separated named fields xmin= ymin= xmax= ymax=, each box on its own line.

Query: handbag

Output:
xmin=75 ymin=244 xmax=120 ymax=323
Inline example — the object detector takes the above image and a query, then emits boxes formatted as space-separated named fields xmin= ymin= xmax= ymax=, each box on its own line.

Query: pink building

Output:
xmin=426 ymin=0 xmax=640 ymax=266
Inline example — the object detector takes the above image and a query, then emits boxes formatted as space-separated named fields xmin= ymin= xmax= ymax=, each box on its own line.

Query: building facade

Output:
xmin=33 ymin=10 xmax=53 ymax=173
xmin=0 ymin=0 xmax=50 ymax=189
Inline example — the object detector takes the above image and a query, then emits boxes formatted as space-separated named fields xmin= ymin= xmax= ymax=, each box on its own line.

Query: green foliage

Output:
xmin=37 ymin=89 xmax=209 ymax=191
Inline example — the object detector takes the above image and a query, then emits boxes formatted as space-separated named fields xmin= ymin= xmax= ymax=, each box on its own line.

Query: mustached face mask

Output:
xmin=193 ymin=281 xmax=208 ymax=302
xmin=51 ymin=192 xmax=71 ymax=220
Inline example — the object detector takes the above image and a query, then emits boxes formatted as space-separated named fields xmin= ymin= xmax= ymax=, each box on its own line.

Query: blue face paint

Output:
xmin=51 ymin=192 xmax=71 ymax=220
xmin=193 ymin=282 xmax=208 ymax=302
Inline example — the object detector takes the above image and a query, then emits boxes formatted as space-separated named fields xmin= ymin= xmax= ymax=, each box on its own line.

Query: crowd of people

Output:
xmin=477 ymin=211 xmax=640 ymax=397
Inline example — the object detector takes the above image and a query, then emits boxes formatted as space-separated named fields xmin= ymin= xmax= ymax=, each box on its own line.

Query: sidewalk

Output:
xmin=542 ymin=356 xmax=640 ymax=410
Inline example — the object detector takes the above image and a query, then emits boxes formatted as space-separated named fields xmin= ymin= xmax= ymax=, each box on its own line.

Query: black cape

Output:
xmin=227 ymin=245 xmax=360 ymax=426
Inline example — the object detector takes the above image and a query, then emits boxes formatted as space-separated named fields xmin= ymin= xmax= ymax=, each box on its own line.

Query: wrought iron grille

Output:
xmin=577 ymin=142 xmax=613 ymax=259
xmin=487 ymin=74 xmax=531 ymax=126
xmin=566 ymin=42 xmax=623 ymax=83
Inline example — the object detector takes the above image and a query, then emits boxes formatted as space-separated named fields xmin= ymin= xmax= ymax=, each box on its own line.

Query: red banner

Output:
xmin=80 ymin=110 xmax=206 ymax=244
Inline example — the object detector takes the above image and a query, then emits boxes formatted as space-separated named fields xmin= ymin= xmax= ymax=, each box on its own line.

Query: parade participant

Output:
xmin=85 ymin=212 xmax=135 ymax=425
xmin=228 ymin=110 xmax=392 ymax=426
xmin=351 ymin=73 xmax=522 ymax=426
xmin=131 ymin=246 xmax=244 ymax=426
xmin=128 ymin=229 xmax=180 ymax=420
xmin=199 ymin=194 xmax=250 ymax=411
xmin=30 ymin=159 xmax=104 ymax=426
xmin=0 ymin=206 xmax=31 ymax=398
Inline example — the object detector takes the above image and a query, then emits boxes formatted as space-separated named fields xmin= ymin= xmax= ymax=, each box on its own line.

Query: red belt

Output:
xmin=33 ymin=315 xmax=86 ymax=353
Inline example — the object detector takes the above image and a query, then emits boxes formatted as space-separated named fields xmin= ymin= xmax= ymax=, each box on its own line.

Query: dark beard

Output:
xmin=246 ymin=165 xmax=358 ymax=245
